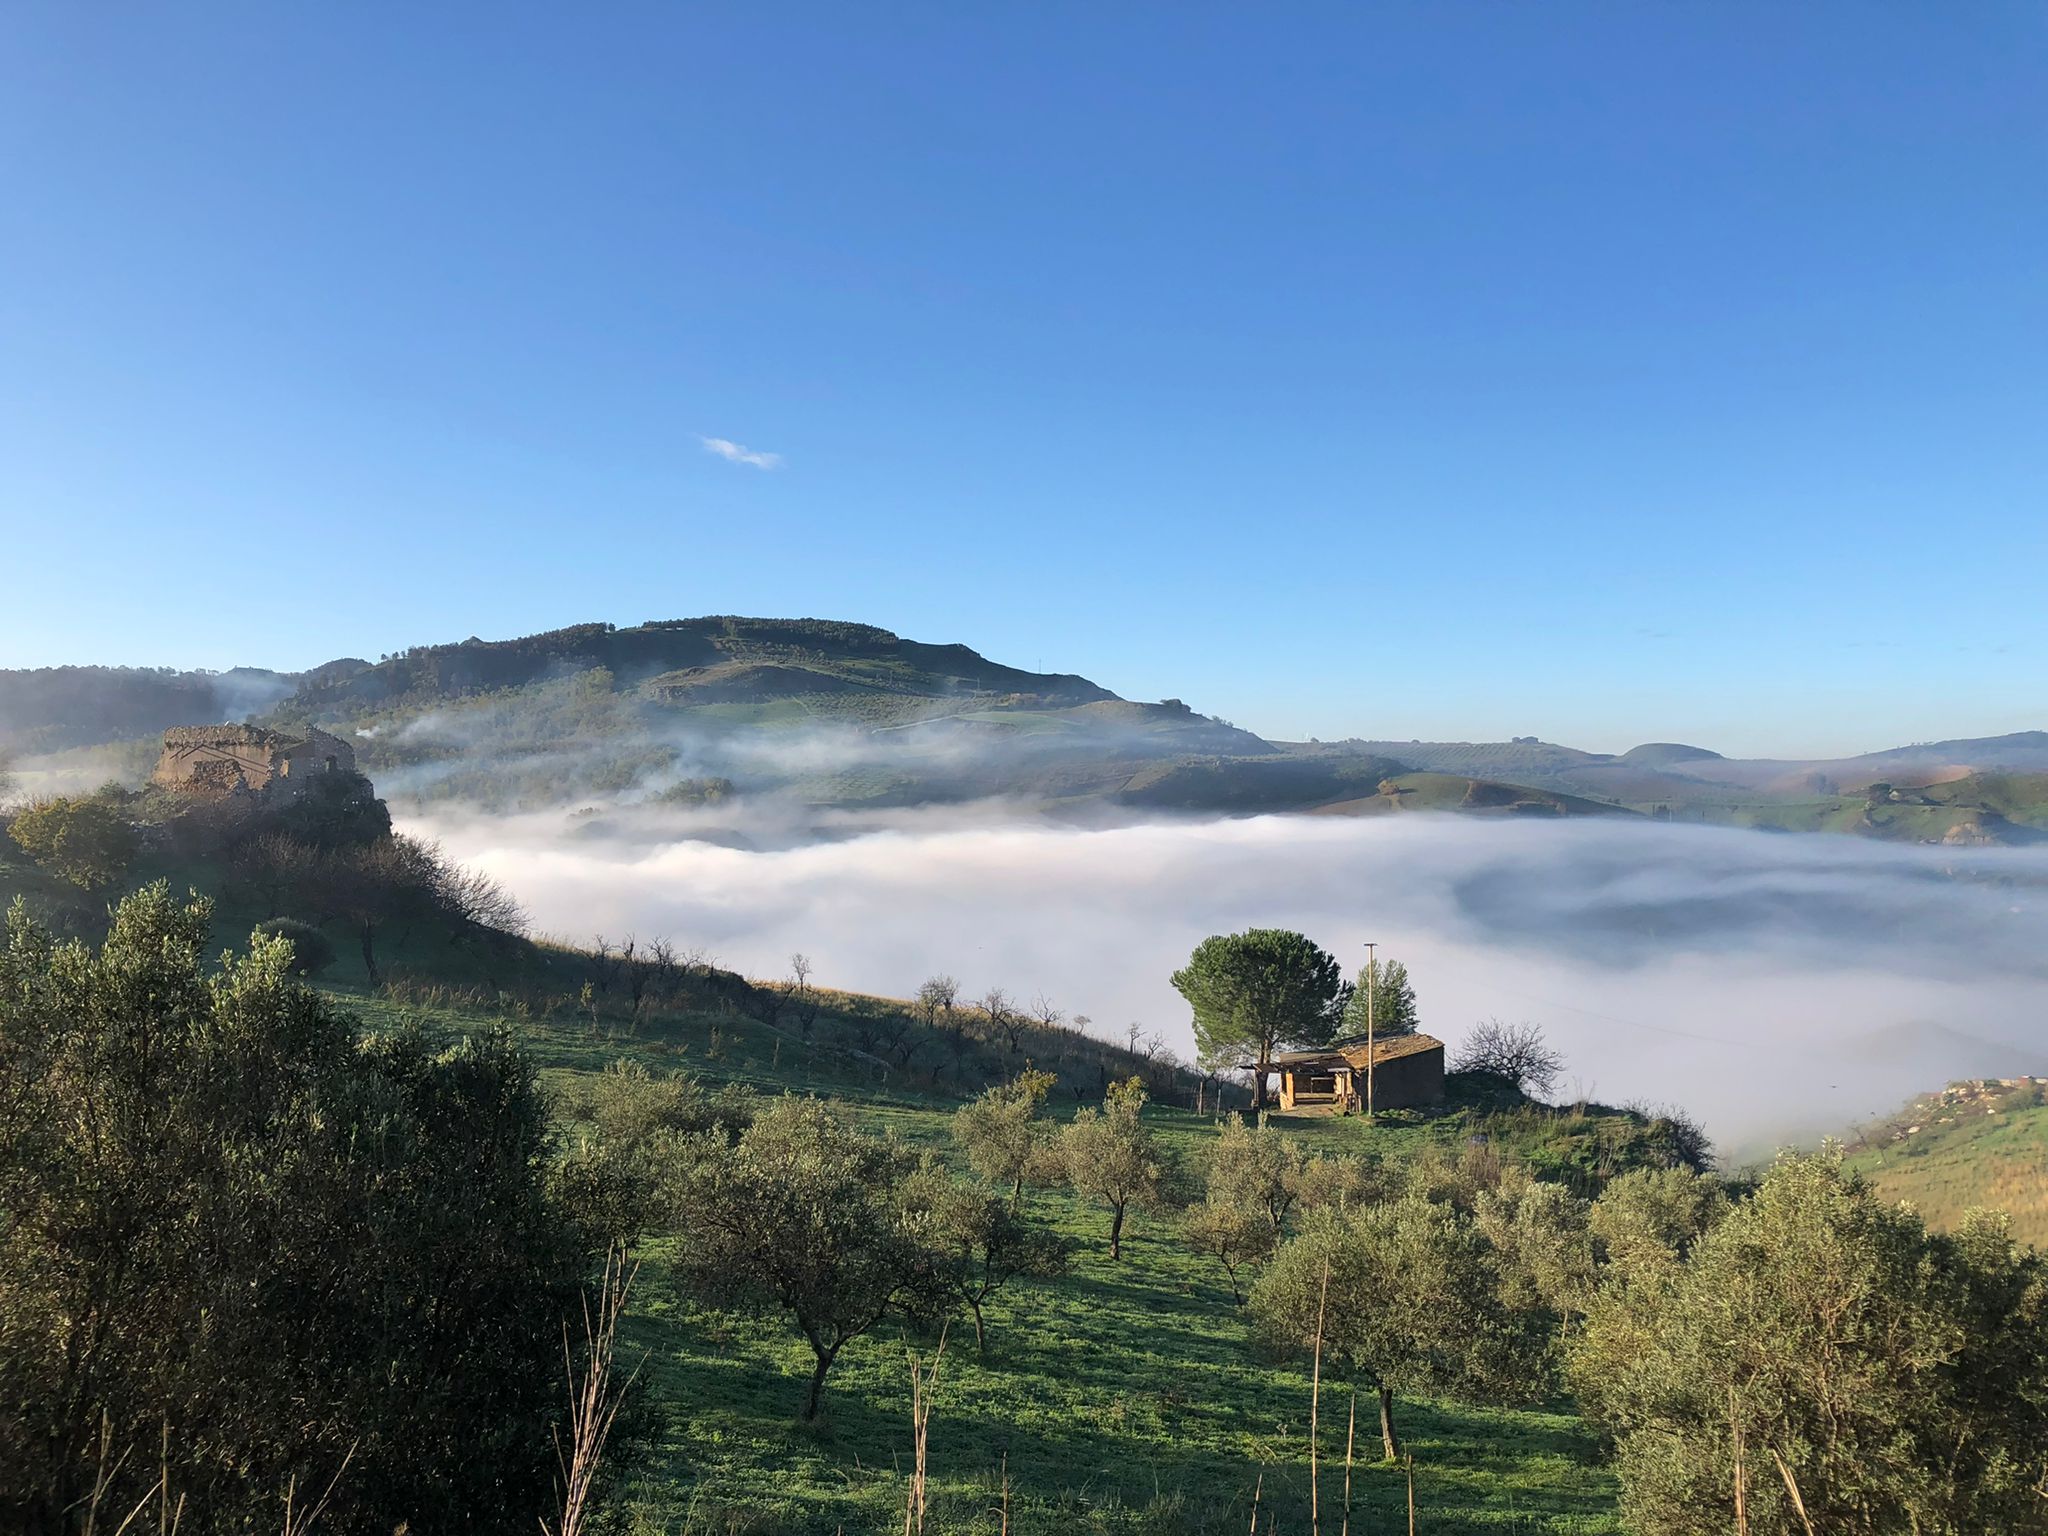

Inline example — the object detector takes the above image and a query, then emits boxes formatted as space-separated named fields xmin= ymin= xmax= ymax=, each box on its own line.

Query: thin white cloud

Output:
xmin=699 ymin=436 xmax=783 ymax=471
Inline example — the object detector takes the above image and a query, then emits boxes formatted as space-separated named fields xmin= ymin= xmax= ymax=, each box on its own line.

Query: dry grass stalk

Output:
xmin=997 ymin=1452 xmax=1010 ymax=1536
xmin=903 ymin=1324 xmax=947 ymax=1536
xmin=1730 ymin=1389 xmax=1749 ymax=1536
xmin=1248 ymin=1471 xmax=1263 ymax=1535
xmin=1341 ymin=1389 xmax=1356 ymax=1536
xmin=545 ymin=1240 xmax=642 ymax=1536
xmin=1310 ymin=1255 xmax=1330 ymax=1535
xmin=77 ymin=1414 xmax=344 ymax=1536
xmin=279 ymin=1444 xmax=355 ymax=1536
xmin=1404 ymin=1453 xmax=1416 ymax=1536
xmin=1769 ymin=1448 xmax=1817 ymax=1536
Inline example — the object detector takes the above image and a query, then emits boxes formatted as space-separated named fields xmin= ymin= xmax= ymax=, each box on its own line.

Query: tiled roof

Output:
xmin=1272 ymin=1032 xmax=1445 ymax=1068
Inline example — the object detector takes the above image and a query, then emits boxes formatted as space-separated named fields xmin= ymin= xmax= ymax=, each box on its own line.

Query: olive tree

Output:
xmin=1570 ymin=1152 xmax=2048 ymax=1535
xmin=1204 ymin=1113 xmax=1306 ymax=1243
xmin=669 ymin=1096 xmax=945 ymax=1419
xmin=1183 ymin=1196 xmax=1273 ymax=1304
xmin=951 ymin=1067 xmax=1057 ymax=1207
xmin=1473 ymin=1168 xmax=1597 ymax=1335
xmin=920 ymin=1178 xmax=1069 ymax=1351
xmin=1171 ymin=929 xmax=1345 ymax=1111
xmin=6 ymin=790 xmax=138 ymax=892
xmin=1250 ymin=1198 xmax=1544 ymax=1460
xmin=1058 ymin=1077 xmax=1168 ymax=1260
xmin=1587 ymin=1165 xmax=1728 ymax=1278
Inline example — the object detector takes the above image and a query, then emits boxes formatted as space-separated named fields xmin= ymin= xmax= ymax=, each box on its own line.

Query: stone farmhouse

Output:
xmin=152 ymin=724 xmax=357 ymax=801
xmin=1272 ymin=1033 xmax=1446 ymax=1113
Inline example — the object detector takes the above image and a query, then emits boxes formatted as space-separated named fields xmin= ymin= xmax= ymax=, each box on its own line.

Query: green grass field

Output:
xmin=323 ymin=979 xmax=1625 ymax=1536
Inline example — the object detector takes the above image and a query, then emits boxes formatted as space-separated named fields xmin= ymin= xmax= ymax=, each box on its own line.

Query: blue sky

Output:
xmin=3 ymin=4 xmax=2043 ymax=756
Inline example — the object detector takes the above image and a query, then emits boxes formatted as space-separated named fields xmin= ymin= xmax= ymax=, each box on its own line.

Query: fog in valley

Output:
xmin=411 ymin=803 xmax=2048 ymax=1161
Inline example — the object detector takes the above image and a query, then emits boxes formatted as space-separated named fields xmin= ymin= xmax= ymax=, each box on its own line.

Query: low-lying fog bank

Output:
xmin=407 ymin=805 xmax=2048 ymax=1161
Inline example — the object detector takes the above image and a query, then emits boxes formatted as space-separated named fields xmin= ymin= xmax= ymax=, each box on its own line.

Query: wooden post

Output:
xmin=1364 ymin=942 xmax=1378 ymax=1121
xmin=1341 ymin=1389 xmax=1356 ymax=1536
xmin=1310 ymin=1257 xmax=1330 ymax=1535
xmin=1731 ymin=1389 xmax=1749 ymax=1536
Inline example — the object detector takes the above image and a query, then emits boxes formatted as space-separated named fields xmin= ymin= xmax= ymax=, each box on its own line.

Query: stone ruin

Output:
xmin=152 ymin=724 xmax=357 ymax=801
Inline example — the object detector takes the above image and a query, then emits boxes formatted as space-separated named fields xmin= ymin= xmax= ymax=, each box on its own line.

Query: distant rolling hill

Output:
xmin=1342 ymin=733 xmax=2048 ymax=845
xmin=1309 ymin=771 xmax=1637 ymax=821
xmin=0 ymin=665 xmax=295 ymax=755
xmin=2 ymin=618 xmax=2041 ymax=833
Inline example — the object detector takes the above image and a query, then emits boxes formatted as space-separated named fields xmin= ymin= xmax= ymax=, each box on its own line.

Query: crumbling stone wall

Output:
xmin=153 ymin=725 xmax=357 ymax=801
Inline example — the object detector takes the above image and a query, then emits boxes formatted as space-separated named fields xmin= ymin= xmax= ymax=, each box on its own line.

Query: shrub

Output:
xmin=252 ymin=916 xmax=335 ymax=976
xmin=6 ymin=789 xmax=138 ymax=891
xmin=1571 ymin=1152 xmax=2048 ymax=1533
xmin=0 ymin=886 xmax=588 ymax=1532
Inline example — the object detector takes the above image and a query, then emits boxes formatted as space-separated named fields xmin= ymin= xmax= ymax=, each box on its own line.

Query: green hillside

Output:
xmin=289 ymin=616 xmax=1117 ymax=716
xmin=1310 ymin=771 xmax=1638 ymax=821
xmin=375 ymin=981 xmax=1641 ymax=1535
xmin=7 ymin=619 xmax=2044 ymax=836
xmin=0 ymin=828 xmax=1715 ymax=1534
xmin=1845 ymin=1079 xmax=2048 ymax=1246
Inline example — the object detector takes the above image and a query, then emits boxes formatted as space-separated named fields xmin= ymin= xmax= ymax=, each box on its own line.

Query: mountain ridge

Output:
xmin=5 ymin=618 xmax=2044 ymax=839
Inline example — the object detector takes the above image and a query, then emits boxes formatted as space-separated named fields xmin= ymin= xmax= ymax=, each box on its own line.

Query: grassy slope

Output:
xmin=0 ymin=835 xmax=1662 ymax=1533
xmin=1310 ymin=772 xmax=1636 ymax=820
xmin=338 ymin=983 xmax=1621 ymax=1536
xmin=1845 ymin=1079 xmax=2048 ymax=1247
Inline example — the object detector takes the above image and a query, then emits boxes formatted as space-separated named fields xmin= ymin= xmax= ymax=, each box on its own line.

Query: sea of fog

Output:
xmin=406 ymin=807 xmax=2048 ymax=1162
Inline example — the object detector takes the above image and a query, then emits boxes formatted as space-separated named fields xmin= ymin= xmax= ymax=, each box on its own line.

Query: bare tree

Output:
xmin=738 ymin=979 xmax=787 ymax=1029
xmin=915 ymin=974 xmax=959 ymax=1032
xmin=588 ymin=936 xmax=626 ymax=1001
xmin=619 ymin=936 xmax=654 ymax=1022
xmin=981 ymin=988 xmax=1026 ymax=1058
xmin=1452 ymin=1020 xmax=1565 ymax=1099
xmin=233 ymin=832 xmax=318 ymax=919
xmin=646 ymin=937 xmax=683 ymax=1007
xmin=788 ymin=953 xmax=822 ymax=1043
xmin=433 ymin=858 xmax=528 ymax=936
xmin=916 ymin=976 xmax=965 ymax=1068
xmin=1029 ymin=992 xmax=1064 ymax=1042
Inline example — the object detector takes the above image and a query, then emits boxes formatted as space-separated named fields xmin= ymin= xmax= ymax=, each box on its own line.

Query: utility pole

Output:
xmin=1363 ymin=941 xmax=1378 ymax=1122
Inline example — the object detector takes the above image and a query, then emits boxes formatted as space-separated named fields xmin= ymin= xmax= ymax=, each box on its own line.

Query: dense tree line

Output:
xmin=1193 ymin=1103 xmax=2048 ymax=1528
